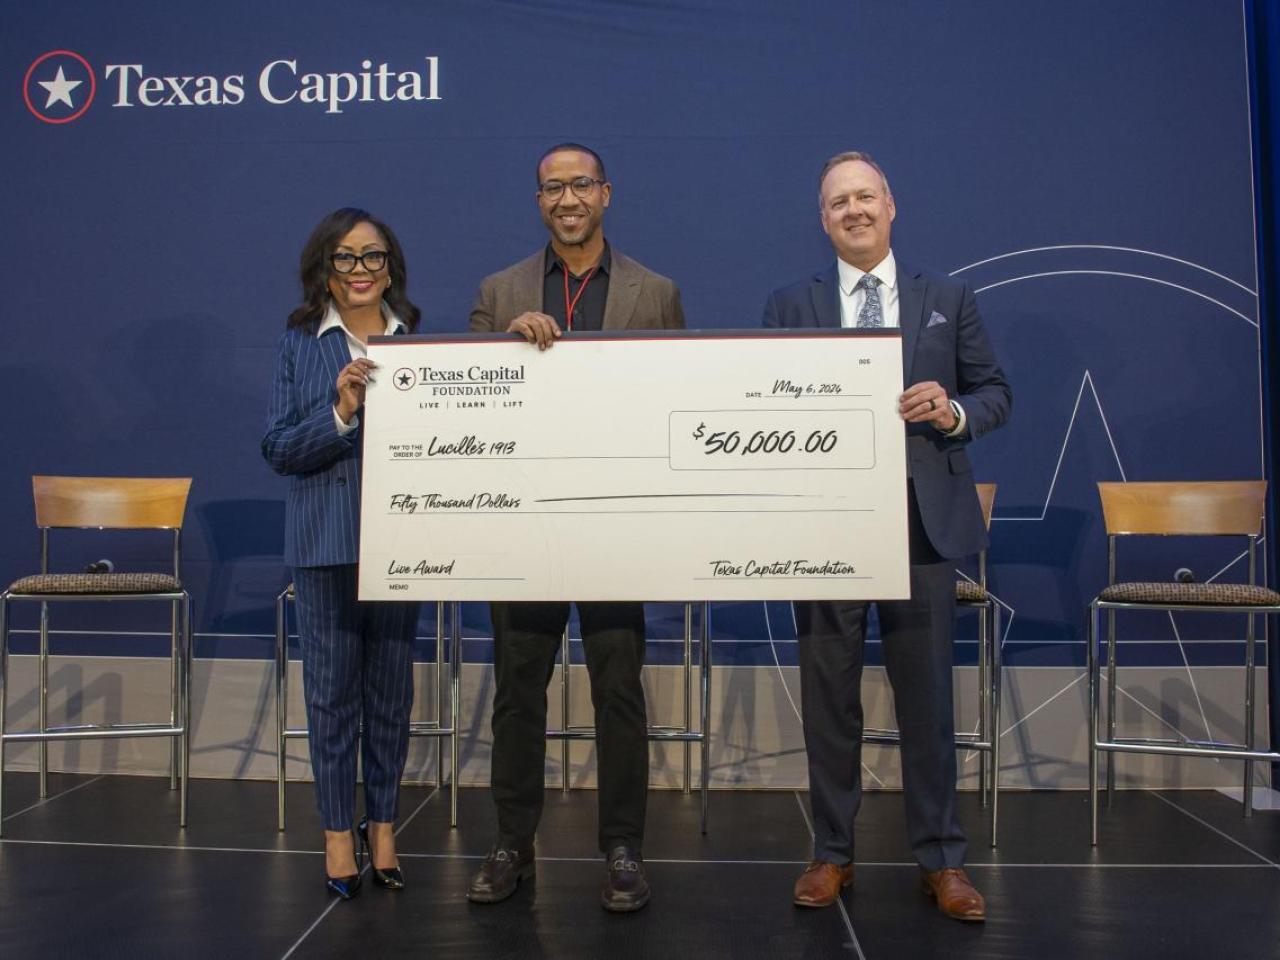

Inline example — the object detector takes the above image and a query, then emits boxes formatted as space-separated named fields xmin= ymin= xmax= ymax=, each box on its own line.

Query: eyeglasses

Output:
xmin=330 ymin=250 xmax=388 ymax=273
xmin=539 ymin=177 xmax=604 ymax=201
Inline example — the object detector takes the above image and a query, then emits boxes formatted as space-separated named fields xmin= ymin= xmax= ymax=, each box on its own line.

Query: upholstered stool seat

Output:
xmin=8 ymin=573 xmax=182 ymax=595
xmin=955 ymin=580 xmax=989 ymax=603
xmin=1098 ymin=581 xmax=1280 ymax=606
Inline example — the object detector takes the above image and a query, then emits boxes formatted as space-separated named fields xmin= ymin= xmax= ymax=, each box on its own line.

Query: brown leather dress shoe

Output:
xmin=920 ymin=867 xmax=986 ymax=922
xmin=793 ymin=860 xmax=854 ymax=908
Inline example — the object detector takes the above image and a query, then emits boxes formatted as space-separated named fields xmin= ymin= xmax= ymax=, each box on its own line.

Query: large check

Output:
xmin=357 ymin=329 xmax=909 ymax=602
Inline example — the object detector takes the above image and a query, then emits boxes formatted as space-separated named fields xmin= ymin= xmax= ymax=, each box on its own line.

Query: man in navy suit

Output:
xmin=764 ymin=152 xmax=1011 ymax=921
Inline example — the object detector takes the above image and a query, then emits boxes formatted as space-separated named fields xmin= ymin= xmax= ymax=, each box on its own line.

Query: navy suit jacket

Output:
xmin=262 ymin=325 xmax=366 ymax=568
xmin=763 ymin=260 xmax=1011 ymax=560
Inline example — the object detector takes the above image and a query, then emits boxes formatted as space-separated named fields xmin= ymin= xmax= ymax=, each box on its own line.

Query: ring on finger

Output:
xmin=927 ymin=398 xmax=936 ymax=412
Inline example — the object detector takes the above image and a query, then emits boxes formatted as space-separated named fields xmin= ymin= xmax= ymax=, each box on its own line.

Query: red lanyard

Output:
xmin=562 ymin=262 xmax=599 ymax=330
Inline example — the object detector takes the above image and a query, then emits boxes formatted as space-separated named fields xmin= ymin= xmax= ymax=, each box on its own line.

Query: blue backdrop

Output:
xmin=3 ymin=2 xmax=1271 ymax=713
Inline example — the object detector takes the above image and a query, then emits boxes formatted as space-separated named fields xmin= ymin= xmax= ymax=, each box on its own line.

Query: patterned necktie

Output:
xmin=856 ymin=273 xmax=883 ymax=328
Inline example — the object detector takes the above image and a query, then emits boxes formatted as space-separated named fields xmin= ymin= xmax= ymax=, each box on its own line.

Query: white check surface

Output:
xmin=358 ymin=331 xmax=908 ymax=602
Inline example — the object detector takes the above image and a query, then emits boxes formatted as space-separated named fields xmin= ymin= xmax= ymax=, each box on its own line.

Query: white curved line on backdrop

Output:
xmin=950 ymin=244 xmax=1257 ymax=297
xmin=972 ymin=270 xmax=1259 ymax=328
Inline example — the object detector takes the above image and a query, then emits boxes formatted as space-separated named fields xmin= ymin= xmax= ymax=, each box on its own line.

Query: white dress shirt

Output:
xmin=837 ymin=250 xmax=900 ymax=329
xmin=317 ymin=301 xmax=405 ymax=435
xmin=836 ymin=250 xmax=966 ymax=437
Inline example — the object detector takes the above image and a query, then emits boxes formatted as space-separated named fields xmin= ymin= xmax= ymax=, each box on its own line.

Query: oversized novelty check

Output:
xmin=357 ymin=329 xmax=909 ymax=602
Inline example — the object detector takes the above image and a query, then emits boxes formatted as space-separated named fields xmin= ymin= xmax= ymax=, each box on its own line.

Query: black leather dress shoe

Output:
xmin=467 ymin=846 xmax=535 ymax=903
xmin=601 ymin=845 xmax=650 ymax=913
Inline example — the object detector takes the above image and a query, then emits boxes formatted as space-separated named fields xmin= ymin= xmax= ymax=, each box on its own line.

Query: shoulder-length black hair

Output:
xmin=286 ymin=207 xmax=422 ymax=332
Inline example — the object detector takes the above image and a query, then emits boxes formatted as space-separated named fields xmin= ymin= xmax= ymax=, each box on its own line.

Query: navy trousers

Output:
xmin=796 ymin=491 xmax=967 ymax=872
xmin=292 ymin=565 xmax=419 ymax=831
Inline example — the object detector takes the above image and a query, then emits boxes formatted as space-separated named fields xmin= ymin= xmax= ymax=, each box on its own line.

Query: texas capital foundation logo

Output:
xmin=22 ymin=48 xmax=442 ymax=124
xmin=23 ymin=49 xmax=96 ymax=124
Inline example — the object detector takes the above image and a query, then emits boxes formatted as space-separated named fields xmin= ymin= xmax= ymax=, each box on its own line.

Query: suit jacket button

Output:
xmin=336 ymin=477 xmax=347 ymax=485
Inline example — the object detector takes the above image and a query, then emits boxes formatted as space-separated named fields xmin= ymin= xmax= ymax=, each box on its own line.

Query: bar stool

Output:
xmin=1088 ymin=481 xmax=1280 ymax=844
xmin=548 ymin=602 xmax=712 ymax=833
xmin=276 ymin=589 xmax=462 ymax=829
xmin=863 ymin=482 xmax=1001 ymax=846
xmin=0 ymin=476 xmax=193 ymax=836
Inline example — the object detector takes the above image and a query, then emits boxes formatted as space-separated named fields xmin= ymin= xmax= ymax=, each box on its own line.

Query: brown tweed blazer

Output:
xmin=468 ymin=248 xmax=685 ymax=332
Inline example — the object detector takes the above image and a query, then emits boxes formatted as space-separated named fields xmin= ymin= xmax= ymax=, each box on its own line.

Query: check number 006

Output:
xmin=667 ymin=409 xmax=875 ymax=471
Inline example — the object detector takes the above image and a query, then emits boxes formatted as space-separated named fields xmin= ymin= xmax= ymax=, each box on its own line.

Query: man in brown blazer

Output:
xmin=466 ymin=143 xmax=684 ymax=913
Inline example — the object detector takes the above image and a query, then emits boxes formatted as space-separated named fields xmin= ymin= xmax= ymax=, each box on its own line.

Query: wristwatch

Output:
xmin=941 ymin=400 xmax=963 ymax=435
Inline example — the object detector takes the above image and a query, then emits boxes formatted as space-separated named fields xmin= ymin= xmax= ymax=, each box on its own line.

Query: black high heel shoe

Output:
xmin=325 ymin=828 xmax=364 ymax=900
xmin=325 ymin=871 xmax=362 ymax=899
xmin=359 ymin=815 xmax=406 ymax=891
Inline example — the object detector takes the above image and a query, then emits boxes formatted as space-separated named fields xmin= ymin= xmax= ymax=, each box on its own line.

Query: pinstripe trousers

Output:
xmin=292 ymin=564 xmax=419 ymax=830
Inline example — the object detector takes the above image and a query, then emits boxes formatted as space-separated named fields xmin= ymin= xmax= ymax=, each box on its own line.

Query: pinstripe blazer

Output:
xmin=262 ymin=325 xmax=364 ymax=568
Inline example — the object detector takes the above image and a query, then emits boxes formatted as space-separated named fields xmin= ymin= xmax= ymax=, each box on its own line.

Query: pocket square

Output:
xmin=926 ymin=311 xmax=949 ymax=328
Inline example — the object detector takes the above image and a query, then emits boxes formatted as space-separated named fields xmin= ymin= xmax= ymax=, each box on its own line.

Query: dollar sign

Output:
xmin=692 ymin=421 xmax=706 ymax=440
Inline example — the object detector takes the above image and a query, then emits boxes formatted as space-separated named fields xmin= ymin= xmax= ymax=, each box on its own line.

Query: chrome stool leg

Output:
xmin=1088 ymin=603 xmax=1100 ymax=846
xmin=169 ymin=599 xmax=180 ymax=791
xmin=1105 ymin=606 xmax=1117 ymax=805
xmin=683 ymin=602 xmax=693 ymax=795
xmin=179 ymin=592 xmax=192 ymax=829
xmin=276 ymin=588 xmax=289 ymax=832
xmin=700 ymin=602 xmax=712 ymax=834
xmin=978 ymin=596 xmax=990 ymax=810
xmin=38 ymin=601 xmax=49 ymax=799
xmin=1244 ymin=610 xmax=1257 ymax=818
xmin=989 ymin=601 xmax=1001 ymax=848
xmin=450 ymin=601 xmax=461 ymax=827
xmin=560 ymin=625 xmax=571 ymax=792
xmin=436 ymin=601 xmax=445 ymax=790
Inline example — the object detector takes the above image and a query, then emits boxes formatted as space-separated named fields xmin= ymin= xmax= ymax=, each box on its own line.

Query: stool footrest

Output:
xmin=546 ymin=727 xmax=705 ymax=742
xmin=1095 ymin=738 xmax=1280 ymax=762
xmin=863 ymin=727 xmax=994 ymax=752
xmin=408 ymin=723 xmax=455 ymax=738
xmin=3 ymin=723 xmax=184 ymax=743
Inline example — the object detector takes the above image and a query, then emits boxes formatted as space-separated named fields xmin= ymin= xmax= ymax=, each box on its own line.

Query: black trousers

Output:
xmin=489 ymin=601 xmax=649 ymax=853
xmin=796 ymin=490 xmax=967 ymax=872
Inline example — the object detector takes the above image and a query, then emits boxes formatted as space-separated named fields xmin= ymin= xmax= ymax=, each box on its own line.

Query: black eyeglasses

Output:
xmin=330 ymin=251 xmax=388 ymax=273
xmin=539 ymin=177 xmax=604 ymax=201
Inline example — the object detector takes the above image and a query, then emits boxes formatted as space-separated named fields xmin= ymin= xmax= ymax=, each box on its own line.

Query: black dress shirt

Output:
xmin=542 ymin=243 xmax=611 ymax=331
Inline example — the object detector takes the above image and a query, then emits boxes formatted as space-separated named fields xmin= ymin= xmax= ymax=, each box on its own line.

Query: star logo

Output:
xmin=393 ymin=367 xmax=417 ymax=391
xmin=23 ymin=50 xmax=96 ymax=125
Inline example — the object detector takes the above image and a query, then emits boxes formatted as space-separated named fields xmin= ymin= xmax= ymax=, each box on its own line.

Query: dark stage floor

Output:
xmin=1 ymin=773 xmax=1278 ymax=959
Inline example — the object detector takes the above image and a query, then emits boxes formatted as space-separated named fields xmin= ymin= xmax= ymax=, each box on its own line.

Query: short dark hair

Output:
xmin=535 ymin=142 xmax=607 ymax=186
xmin=817 ymin=151 xmax=892 ymax=206
xmin=286 ymin=207 xmax=421 ymax=332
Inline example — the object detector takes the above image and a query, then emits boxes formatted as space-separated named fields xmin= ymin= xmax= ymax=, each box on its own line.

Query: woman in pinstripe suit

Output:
xmin=262 ymin=208 xmax=422 ymax=899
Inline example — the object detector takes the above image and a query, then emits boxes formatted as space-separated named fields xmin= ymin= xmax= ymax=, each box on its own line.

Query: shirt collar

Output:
xmin=837 ymin=249 xmax=897 ymax=296
xmin=316 ymin=300 xmax=406 ymax=339
xmin=544 ymin=242 xmax=612 ymax=278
